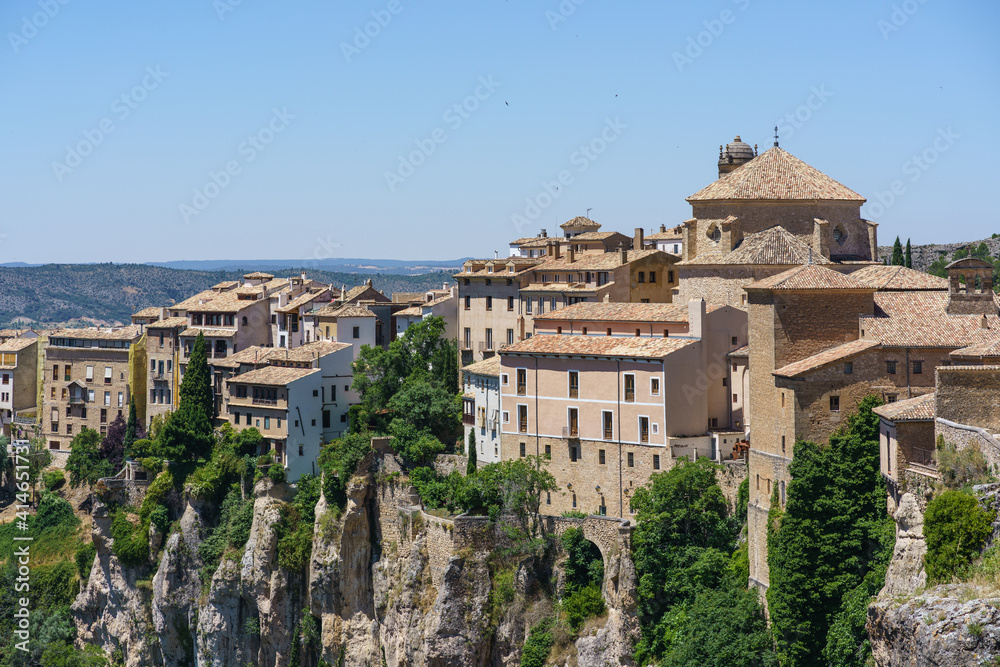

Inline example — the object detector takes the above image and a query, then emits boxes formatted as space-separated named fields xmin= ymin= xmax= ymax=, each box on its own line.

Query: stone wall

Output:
xmin=936 ymin=366 xmax=1000 ymax=433
xmin=936 ymin=419 xmax=1000 ymax=474
xmin=715 ymin=460 xmax=748 ymax=513
xmin=432 ymin=453 xmax=468 ymax=477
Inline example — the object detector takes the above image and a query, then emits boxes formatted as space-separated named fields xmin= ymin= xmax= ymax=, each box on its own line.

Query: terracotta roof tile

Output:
xmin=534 ymin=302 xmax=691 ymax=323
xmin=680 ymin=225 xmax=834 ymax=266
xmin=773 ymin=339 xmax=880 ymax=378
xmin=862 ymin=313 xmax=1000 ymax=348
xmin=312 ymin=304 xmax=376 ymax=319
xmin=242 ymin=272 xmax=274 ymax=280
xmin=47 ymin=325 xmax=143 ymax=341
xmin=462 ymin=355 xmax=501 ymax=377
xmin=687 ymin=147 xmax=865 ymax=202
xmin=849 ymin=265 xmax=949 ymax=291
xmin=501 ymin=333 xmax=697 ymax=359
xmin=395 ymin=305 xmax=423 ymax=318
xmin=0 ymin=337 xmax=36 ymax=352
xmin=211 ymin=345 xmax=272 ymax=369
xmin=747 ymin=264 xmax=873 ymax=291
xmin=951 ymin=338 xmax=1000 ymax=359
xmin=146 ymin=317 xmax=189 ymax=330
xmin=534 ymin=248 xmax=667 ymax=272
xmin=873 ymin=393 xmax=936 ymax=422
xmin=560 ymin=216 xmax=601 ymax=230
xmin=265 ymin=340 xmax=352 ymax=363
xmin=180 ymin=327 xmax=237 ymax=338
xmin=228 ymin=365 xmax=318 ymax=386
xmin=132 ymin=306 xmax=162 ymax=318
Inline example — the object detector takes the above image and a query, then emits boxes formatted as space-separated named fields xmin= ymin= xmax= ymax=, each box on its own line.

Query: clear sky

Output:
xmin=1 ymin=0 xmax=997 ymax=264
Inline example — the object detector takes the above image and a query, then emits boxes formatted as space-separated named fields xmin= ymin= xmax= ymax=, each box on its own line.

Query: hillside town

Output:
xmin=4 ymin=136 xmax=999 ymax=665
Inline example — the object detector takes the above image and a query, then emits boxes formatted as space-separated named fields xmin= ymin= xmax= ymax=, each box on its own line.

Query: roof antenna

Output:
xmin=808 ymin=248 xmax=813 ymax=265
xmin=773 ymin=125 xmax=779 ymax=148
xmin=586 ymin=208 xmax=592 ymax=218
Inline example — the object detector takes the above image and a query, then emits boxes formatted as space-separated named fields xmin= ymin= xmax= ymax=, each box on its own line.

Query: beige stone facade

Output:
xmin=41 ymin=327 xmax=144 ymax=451
xmin=0 ymin=336 xmax=38 ymax=437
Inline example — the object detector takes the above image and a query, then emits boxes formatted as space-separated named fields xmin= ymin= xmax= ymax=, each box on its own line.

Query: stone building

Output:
xmin=744 ymin=258 xmax=1000 ymax=591
xmin=461 ymin=355 xmax=502 ymax=465
xmin=41 ymin=326 xmax=145 ymax=452
xmin=498 ymin=300 xmax=747 ymax=516
xmin=223 ymin=340 xmax=355 ymax=481
xmin=144 ymin=316 xmax=187 ymax=427
xmin=675 ymin=139 xmax=879 ymax=309
xmin=0 ymin=336 xmax=38 ymax=437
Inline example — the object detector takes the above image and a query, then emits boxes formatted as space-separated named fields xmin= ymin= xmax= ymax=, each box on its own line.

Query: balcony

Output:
xmin=518 ymin=420 xmax=528 ymax=434
xmin=252 ymin=397 xmax=278 ymax=406
xmin=562 ymin=426 xmax=579 ymax=439
xmin=624 ymin=390 xmax=635 ymax=402
xmin=463 ymin=413 xmax=475 ymax=425
xmin=461 ymin=340 xmax=473 ymax=351
xmin=68 ymin=396 xmax=87 ymax=405
xmin=478 ymin=341 xmax=494 ymax=352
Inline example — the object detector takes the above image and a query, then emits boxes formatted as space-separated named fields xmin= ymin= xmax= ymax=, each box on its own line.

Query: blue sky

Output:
xmin=1 ymin=0 xmax=997 ymax=263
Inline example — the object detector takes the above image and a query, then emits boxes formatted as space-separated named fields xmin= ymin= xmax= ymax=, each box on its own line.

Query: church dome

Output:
xmin=718 ymin=135 xmax=757 ymax=177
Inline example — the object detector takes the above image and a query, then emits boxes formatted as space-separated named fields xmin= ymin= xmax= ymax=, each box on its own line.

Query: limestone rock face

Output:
xmin=869 ymin=585 xmax=1000 ymax=667
xmin=879 ymin=493 xmax=927 ymax=599
xmin=71 ymin=500 xmax=161 ymax=666
xmin=308 ymin=471 xmax=380 ymax=666
xmin=151 ymin=531 xmax=200 ymax=666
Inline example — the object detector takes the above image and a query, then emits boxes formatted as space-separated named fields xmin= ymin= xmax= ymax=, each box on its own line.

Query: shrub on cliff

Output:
xmin=925 ymin=489 xmax=993 ymax=582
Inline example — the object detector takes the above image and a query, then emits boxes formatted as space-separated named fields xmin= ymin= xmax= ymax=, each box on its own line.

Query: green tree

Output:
xmin=158 ymin=332 xmax=214 ymax=461
xmin=767 ymin=396 xmax=893 ymax=666
xmin=99 ymin=413 xmax=127 ymax=473
xmin=123 ymin=394 xmax=140 ymax=455
xmin=891 ymin=237 xmax=904 ymax=266
xmin=65 ymin=428 xmax=110 ymax=488
xmin=905 ymin=238 xmax=912 ymax=268
xmin=467 ymin=429 xmax=477 ymax=475
xmin=924 ymin=490 xmax=993 ymax=582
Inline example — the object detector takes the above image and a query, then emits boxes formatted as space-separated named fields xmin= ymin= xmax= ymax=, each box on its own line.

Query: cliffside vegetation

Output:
xmin=767 ymin=396 xmax=894 ymax=667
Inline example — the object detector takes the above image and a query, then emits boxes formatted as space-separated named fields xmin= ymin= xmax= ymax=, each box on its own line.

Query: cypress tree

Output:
xmin=123 ymin=395 xmax=139 ymax=457
xmin=467 ymin=429 xmax=477 ymax=475
xmin=158 ymin=332 xmax=214 ymax=461
xmin=905 ymin=239 xmax=912 ymax=268
xmin=891 ymin=237 xmax=904 ymax=266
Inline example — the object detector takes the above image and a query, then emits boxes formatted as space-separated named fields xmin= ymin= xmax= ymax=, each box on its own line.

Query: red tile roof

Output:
xmin=501 ymin=333 xmax=696 ymax=359
xmin=773 ymin=339 xmax=880 ymax=378
xmin=951 ymin=338 xmax=1000 ymax=359
xmin=687 ymin=147 xmax=865 ymax=202
xmin=534 ymin=302 xmax=691 ymax=323
xmin=680 ymin=225 xmax=834 ymax=266
xmin=560 ymin=216 xmax=601 ymax=229
xmin=747 ymin=264 xmax=873 ymax=291
xmin=849 ymin=265 xmax=949 ymax=291
xmin=861 ymin=313 xmax=1000 ymax=348
xmin=873 ymin=393 xmax=936 ymax=422
xmin=462 ymin=355 xmax=501 ymax=377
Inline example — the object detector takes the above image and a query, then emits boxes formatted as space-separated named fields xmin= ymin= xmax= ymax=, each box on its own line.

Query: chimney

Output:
xmin=619 ymin=244 xmax=628 ymax=265
xmin=634 ymin=227 xmax=644 ymax=250
xmin=553 ymin=243 xmax=561 ymax=260
xmin=660 ymin=224 xmax=666 ymax=233
xmin=981 ymin=314 xmax=989 ymax=329
xmin=567 ymin=246 xmax=575 ymax=263
xmin=688 ymin=298 xmax=706 ymax=339
xmin=603 ymin=293 xmax=610 ymax=303
xmin=540 ymin=229 xmax=547 ymax=238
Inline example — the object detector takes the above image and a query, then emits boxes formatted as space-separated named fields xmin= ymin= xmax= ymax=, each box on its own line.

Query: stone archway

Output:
xmin=551 ymin=515 xmax=636 ymax=611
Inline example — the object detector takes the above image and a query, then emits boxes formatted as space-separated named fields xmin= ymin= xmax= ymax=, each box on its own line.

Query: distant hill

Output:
xmin=877 ymin=236 xmax=1000 ymax=275
xmin=0 ymin=264 xmax=454 ymax=328
xmin=147 ymin=257 xmax=471 ymax=274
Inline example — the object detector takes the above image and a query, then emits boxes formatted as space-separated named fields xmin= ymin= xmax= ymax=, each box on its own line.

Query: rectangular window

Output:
xmin=913 ymin=361 xmax=923 ymax=374
xmin=525 ymin=298 xmax=532 ymax=315
xmin=653 ymin=455 xmax=660 ymax=469
xmin=637 ymin=272 xmax=645 ymax=283
xmin=603 ymin=411 xmax=613 ymax=440
xmin=624 ymin=374 xmax=635 ymax=402
xmin=464 ymin=328 xmax=471 ymax=349
xmin=599 ymin=449 xmax=606 ymax=464
xmin=352 ymin=326 xmax=360 ymax=339
xmin=485 ymin=296 xmax=493 ymax=311
xmin=649 ymin=271 xmax=656 ymax=283
xmin=650 ymin=377 xmax=660 ymax=395
xmin=627 ymin=452 xmax=635 ymax=467
xmin=118 ymin=392 xmax=123 ymax=407
xmin=104 ymin=366 xmax=112 ymax=383
xmin=464 ymin=296 xmax=470 ymax=310
xmin=886 ymin=360 xmax=897 ymax=374
xmin=519 ymin=442 xmax=526 ymax=457
xmin=568 ymin=371 xmax=579 ymax=398
xmin=485 ymin=328 xmax=493 ymax=350
xmin=104 ymin=391 xmax=111 ymax=406
xmin=568 ymin=407 xmax=578 ymax=437
xmin=233 ymin=412 xmax=240 ymax=425
xmin=733 ymin=393 xmax=738 ymax=403
xmin=639 ymin=417 xmax=649 ymax=443
xmin=550 ymin=297 xmax=556 ymax=311
xmin=86 ymin=366 xmax=94 ymax=381
xmin=830 ymin=395 xmax=840 ymax=412
xmin=887 ymin=394 xmax=897 ymax=403
xmin=782 ymin=436 xmax=786 ymax=453
xmin=516 ymin=369 xmax=527 ymax=395
xmin=537 ymin=298 xmax=544 ymax=314
xmin=668 ymin=270 xmax=674 ymax=283
xmin=544 ymin=444 xmax=551 ymax=459
xmin=507 ymin=296 xmax=514 ymax=311
xmin=569 ymin=444 xmax=578 ymax=462
xmin=506 ymin=329 xmax=514 ymax=345
xmin=501 ymin=374 xmax=508 ymax=385
xmin=502 ymin=410 xmax=509 ymax=423
xmin=323 ymin=410 xmax=331 ymax=428
xmin=844 ymin=361 xmax=853 ymax=374
xmin=264 ymin=417 xmax=270 ymax=429
xmin=52 ymin=365 xmax=58 ymax=381
xmin=299 ymin=445 xmax=304 ymax=456
xmin=517 ymin=405 xmax=528 ymax=433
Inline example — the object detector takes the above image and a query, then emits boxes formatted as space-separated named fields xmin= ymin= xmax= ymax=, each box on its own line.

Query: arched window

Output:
xmin=706 ymin=224 xmax=721 ymax=243
xmin=241 ymin=316 xmax=248 ymax=326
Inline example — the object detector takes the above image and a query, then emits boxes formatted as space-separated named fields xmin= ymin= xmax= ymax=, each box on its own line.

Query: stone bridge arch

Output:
xmin=550 ymin=515 xmax=636 ymax=611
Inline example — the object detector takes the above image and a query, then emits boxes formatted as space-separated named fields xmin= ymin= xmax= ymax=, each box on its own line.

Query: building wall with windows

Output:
xmin=40 ymin=327 xmax=143 ymax=452
xmin=0 ymin=338 xmax=38 ymax=437
xmin=144 ymin=318 xmax=186 ymax=427
xmin=462 ymin=357 xmax=502 ymax=465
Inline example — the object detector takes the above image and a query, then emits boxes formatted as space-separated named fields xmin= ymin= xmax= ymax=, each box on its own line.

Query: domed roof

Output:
xmin=718 ymin=136 xmax=755 ymax=165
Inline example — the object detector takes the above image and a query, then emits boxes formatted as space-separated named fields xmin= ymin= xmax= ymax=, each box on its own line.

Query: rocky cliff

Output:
xmin=72 ymin=452 xmax=639 ymax=666
xmin=868 ymin=491 xmax=1000 ymax=667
